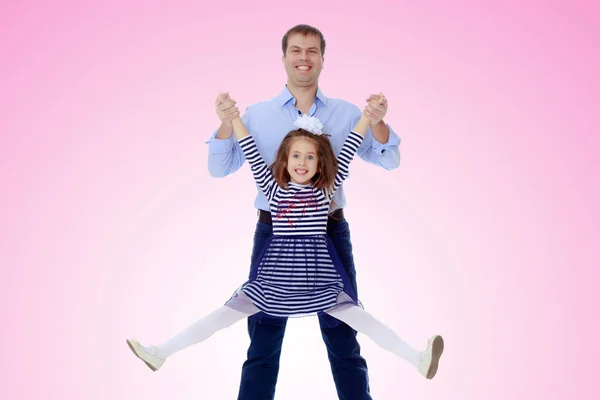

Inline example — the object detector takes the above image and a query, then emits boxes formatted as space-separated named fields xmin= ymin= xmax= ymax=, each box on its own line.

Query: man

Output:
xmin=206 ymin=24 xmax=400 ymax=400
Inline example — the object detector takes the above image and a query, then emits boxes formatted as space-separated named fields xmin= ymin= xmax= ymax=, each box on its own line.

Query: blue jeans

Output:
xmin=237 ymin=219 xmax=371 ymax=400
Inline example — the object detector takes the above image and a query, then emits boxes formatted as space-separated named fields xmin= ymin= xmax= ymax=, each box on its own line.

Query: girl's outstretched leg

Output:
xmin=325 ymin=305 xmax=444 ymax=379
xmin=127 ymin=302 xmax=259 ymax=371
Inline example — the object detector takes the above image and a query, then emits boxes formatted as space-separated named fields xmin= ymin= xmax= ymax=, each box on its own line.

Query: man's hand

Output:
xmin=363 ymin=92 xmax=388 ymax=125
xmin=215 ymin=92 xmax=239 ymax=126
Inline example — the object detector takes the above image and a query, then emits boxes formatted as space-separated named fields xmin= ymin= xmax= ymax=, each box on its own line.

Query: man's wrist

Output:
xmin=215 ymin=122 xmax=234 ymax=139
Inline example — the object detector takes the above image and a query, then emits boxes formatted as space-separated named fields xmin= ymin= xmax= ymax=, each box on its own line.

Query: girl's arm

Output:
xmin=351 ymin=114 xmax=371 ymax=138
xmin=230 ymin=116 xmax=278 ymax=200
xmin=327 ymin=100 xmax=380 ymax=198
xmin=231 ymin=116 xmax=250 ymax=141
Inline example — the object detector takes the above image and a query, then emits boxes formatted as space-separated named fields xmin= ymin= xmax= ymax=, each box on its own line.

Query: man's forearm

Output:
xmin=216 ymin=122 xmax=234 ymax=139
xmin=370 ymin=120 xmax=390 ymax=143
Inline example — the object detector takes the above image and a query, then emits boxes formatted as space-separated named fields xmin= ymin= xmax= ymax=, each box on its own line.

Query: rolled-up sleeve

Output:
xmin=206 ymin=112 xmax=249 ymax=177
xmin=352 ymin=112 xmax=401 ymax=170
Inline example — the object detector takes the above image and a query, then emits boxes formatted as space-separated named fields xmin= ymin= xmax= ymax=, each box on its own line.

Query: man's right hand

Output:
xmin=215 ymin=92 xmax=239 ymax=126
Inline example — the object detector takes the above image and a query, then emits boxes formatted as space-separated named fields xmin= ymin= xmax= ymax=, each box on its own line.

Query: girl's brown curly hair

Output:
xmin=270 ymin=129 xmax=337 ymax=191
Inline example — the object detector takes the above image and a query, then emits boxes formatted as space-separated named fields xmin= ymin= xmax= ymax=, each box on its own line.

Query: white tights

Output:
xmin=151 ymin=300 xmax=420 ymax=367
xmin=326 ymin=306 xmax=420 ymax=367
xmin=153 ymin=305 xmax=258 ymax=359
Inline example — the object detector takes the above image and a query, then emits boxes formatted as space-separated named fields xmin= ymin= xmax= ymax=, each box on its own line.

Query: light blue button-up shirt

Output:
xmin=206 ymin=86 xmax=401 ymax=211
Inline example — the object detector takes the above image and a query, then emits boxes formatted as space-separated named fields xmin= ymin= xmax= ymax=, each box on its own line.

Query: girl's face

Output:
xmin=286 ymin=137 xmax=319 ymax=184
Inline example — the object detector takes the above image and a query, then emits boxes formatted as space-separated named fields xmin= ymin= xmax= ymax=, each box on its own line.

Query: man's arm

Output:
xmin=370 ymin=119 xmax=390 ymax=144
xmin=352 ymin=117 xmax=401 ymax=170
xmin=206 ymin=93 xmax=247 ymax=177
xmin=215 ymin=121 xmax=234 ymax=139
xmin=353 ymin=92 xmax=400 ymax=170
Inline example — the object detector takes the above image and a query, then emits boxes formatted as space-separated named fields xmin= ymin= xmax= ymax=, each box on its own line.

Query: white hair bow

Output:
xmin=294 ymin=114 xmax=325 ymax=135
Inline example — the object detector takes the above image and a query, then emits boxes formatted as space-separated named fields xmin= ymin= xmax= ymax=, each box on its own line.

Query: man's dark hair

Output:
xmin=281 ymin=24 xmax=326 ymax=56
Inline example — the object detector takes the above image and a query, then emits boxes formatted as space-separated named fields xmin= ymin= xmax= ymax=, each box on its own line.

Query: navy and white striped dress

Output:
xmin=226 ymin=131 xmax=364 ymax=318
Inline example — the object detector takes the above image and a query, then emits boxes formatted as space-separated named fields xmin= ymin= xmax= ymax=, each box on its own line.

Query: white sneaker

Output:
xmin=126 ymin=338 xmax=165 ymax=371
xmin=418 ymin=335 xmax=444 ymax=379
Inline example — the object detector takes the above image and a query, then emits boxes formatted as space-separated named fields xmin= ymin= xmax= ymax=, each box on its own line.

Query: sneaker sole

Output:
xmin=426 ymin=335 xmax=444 ymax=379
xmin=126 ymin=339 xmax=159 ymax=372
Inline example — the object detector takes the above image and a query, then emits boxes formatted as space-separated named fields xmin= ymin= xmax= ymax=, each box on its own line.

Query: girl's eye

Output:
xmin=293 ymin=154 xmax=299 ymax=158
xmin=308 ymin=155 xmax=314 ymax=160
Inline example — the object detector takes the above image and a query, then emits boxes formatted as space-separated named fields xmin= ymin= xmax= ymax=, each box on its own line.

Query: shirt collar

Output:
xmin=277 ymin=85 xmax=329 ymax=108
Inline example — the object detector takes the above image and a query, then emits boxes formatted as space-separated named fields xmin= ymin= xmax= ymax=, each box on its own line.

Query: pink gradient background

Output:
xmin=1 ymin=1 xmax=598 ymax=399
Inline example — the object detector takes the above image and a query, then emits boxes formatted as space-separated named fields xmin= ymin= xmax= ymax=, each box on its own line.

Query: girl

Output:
xmin=127 ymin=100 xmax=444 ymax=379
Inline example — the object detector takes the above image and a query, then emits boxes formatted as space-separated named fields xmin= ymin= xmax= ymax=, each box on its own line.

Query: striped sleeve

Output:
xmin=328 ymin=131 xmax=364 ymax=198
xmin=238 ymin=135 xmax=278 ymax=200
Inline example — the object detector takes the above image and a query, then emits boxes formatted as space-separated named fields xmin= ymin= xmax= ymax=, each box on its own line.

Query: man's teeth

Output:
xmin=297 ymin=66 xmax=310 ymax=70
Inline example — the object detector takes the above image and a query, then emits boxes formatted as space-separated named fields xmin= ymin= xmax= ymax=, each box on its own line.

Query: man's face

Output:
xmin=282 ymin=33 xmax=324 ymax=89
